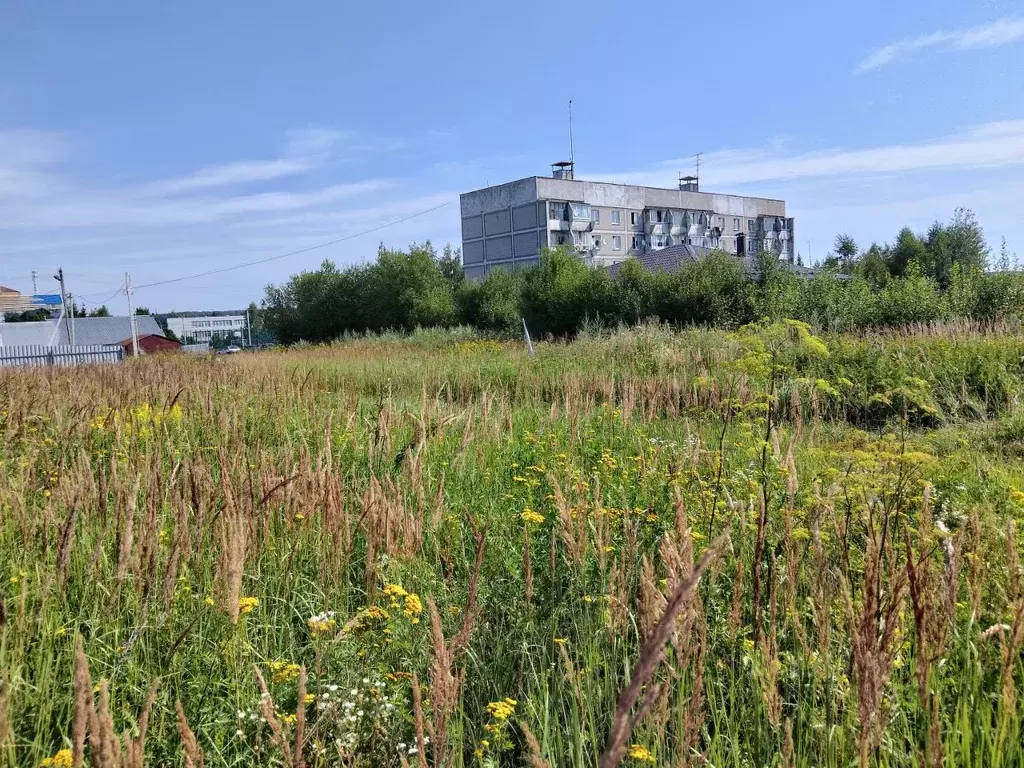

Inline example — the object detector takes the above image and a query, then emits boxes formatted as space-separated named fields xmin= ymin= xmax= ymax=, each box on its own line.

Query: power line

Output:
xmin=133 ymin=200 xmax=454 ymax=290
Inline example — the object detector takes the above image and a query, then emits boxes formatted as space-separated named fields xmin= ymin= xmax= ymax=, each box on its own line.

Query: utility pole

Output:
xmin=54 ymin=267 xmax=74 ymax=345
xmin=125 ymin=272 xmax=140 ymax=357
xmin=246 ymin=308 xmax=253 ymax=347
xmin=31 ymin=270 xmax=38 ymax=295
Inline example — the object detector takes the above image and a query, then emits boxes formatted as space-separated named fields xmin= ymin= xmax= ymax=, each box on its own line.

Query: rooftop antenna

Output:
xmin=568 ymin=99 xmax=574 ymax=167
xmin=691 ymin=152 xmax=702 ymax=183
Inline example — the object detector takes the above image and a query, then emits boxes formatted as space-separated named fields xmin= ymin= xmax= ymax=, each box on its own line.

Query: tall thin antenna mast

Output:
xmin=568 ymin=99 xmax=574 ymax=166
xmin=691 ymin=152 xmax=702 ymax=182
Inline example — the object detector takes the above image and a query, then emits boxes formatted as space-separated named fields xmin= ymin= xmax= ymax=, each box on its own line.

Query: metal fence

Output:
xmin=0 ymin=344 xmax=125 ymax=368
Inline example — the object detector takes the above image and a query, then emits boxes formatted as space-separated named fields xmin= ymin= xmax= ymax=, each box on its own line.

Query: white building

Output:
xmin=166 ymin=315 xmax=246 ymax=344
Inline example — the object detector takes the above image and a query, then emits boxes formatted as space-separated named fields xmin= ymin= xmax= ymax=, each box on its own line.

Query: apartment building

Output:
xmin=166 ymin=314 xmax=246 ymax=344
xmin=459 ymin=163 xmax=794 ymax=277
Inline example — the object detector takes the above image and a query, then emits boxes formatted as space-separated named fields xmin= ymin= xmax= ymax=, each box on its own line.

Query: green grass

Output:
xmin=1 ymin=323 xmax=1023 ymax=767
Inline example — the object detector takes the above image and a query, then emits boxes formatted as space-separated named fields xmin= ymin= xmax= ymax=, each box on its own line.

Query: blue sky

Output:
xmin=2 ymin=0 xmax=1023 ymax=310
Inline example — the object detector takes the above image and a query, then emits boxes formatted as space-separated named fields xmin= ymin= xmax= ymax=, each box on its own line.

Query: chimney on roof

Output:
xmin=679 ymin=174 xmax=699 ymax=192
xmin=552 ymin=161 xmax=574 ymax=180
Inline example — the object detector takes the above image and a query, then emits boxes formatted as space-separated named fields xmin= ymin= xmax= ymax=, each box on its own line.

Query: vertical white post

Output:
xmin=125 ymin=272 xmax=140 ymax=357
xmin=522 ymin=317 xmax=535 ymax=358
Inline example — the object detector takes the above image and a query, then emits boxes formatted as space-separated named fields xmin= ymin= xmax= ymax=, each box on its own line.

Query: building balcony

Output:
xmin=569 ymin=219 xmax=592 ymax=232
xmin=548 ymin=219 xmax=570 ymax=231
xmin=646 ymin=221 xmax=670 ymax=236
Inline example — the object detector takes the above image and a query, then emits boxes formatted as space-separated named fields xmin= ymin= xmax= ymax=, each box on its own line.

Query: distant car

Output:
xmin=224 ymin=345 xmax=242 ymax=354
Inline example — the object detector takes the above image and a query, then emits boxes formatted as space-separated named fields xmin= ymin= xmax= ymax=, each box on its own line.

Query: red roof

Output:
xmin=117 ymin=334 xmax=182 ymax=355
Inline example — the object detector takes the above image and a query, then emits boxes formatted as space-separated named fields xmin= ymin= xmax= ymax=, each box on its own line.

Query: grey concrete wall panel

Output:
xmin=535 ymin=178 xmax=785 ymax=218
xmin=484 ymin=209 xmax=511 ymax=235
xmin=513 ymin=230 xmax=540 ymax=257
xmin=463 ymin=240 xmax=485 ymax=264
xmin=460 ymin=178 xmax=538 ymax=217
xmin=462 ymin=215 xmax=483 ymax=240
xmin=485 ymin=235 xmax=513 ymax=262
xmin=512 ymin=203 xmax=539 ymax=231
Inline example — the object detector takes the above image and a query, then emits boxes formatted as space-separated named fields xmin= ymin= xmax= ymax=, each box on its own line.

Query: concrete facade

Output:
xmin=459 ymin=172 xmax=794 ymax=277
xmin=166 ymin=315 xmax=246 ymax=344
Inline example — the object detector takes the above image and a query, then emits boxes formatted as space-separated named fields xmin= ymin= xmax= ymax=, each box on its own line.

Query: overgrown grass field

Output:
xmin=2 ymin=322 xmax=1024 ymax=767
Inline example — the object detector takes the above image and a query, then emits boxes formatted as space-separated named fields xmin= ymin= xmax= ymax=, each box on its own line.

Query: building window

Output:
xmin=611 ymin=210 xmax=621 ymax=225
xmin=592 ymin=208 xmax=600 ymax=224
xmin=550 ymin=202 xmax=567 ymax=221
xmin=613 ymin=235 xmax=621 ymax=250
xmin=631 ymin=235 xmax=643 ymax=250
xmin=593 ymin=235 xmax=602 ymax=248
xmin=630 ymin=212 xmax=639 ymax=226
xmin=733 ymin=218 xmax=740 ymax=232
xmin=570 ymin=203 xmax=590 ymax=220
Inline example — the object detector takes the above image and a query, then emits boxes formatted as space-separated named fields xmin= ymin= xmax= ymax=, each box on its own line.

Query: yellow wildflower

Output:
xmin=553 ymin=637 xmax=568 ymax=645
xmin=40 ymin=749 xmax=73 ymax=768
xmin=628 ymin=744 xmax=655 ymax=762
xmin=307 ymin=611 xmax=337 ymax=636
xmin=403 ymin=593 xmax=423 ymax=623
xmin=485 ymin=697 xmax=517 ymax=721
xmin=521 ymin=509 xmax=545 ymax=525
xmin=238 ymin=596 xmax=259 ymax=615
xmin=268 ymin=660 xmax=302 ymax=684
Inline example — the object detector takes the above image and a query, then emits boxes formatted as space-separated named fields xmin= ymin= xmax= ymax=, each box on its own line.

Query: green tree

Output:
xmin=855 ymin=245 xmax=891 ymax=289
xmin=458 ymin=265 xmax=525 ymax=335
xmin=945 ymin=207 xmax=989 ymax=275
xmin=876 ymin=262 xmax=943 ymax=326
xmin=824 ymin=233 xmax=858 ymax=272
xmin=135 ymin=307 xmax=151 ymax=315
xmin=3 ymin=309 xmax=48 ymax=322
xmin=88 ymin=305 xmax=111 ymax=317
xmin=521 ymin=247 xmax=611 ymax=336
xmin=652 ymin=251 xmax=753 ymax=328
xmin=438 ymin=244 xmax=464 ymax=286
xmin=610 ymin=259 xmax=653 ymax=325
xmin=888 ymin=228 xmax=928 ymax=277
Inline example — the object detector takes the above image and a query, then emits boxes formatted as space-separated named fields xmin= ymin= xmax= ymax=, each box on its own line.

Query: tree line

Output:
xmin=261 ymin=209 xmax=1023 ymax=343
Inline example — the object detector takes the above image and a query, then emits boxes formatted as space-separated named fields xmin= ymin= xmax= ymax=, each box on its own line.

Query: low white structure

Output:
xmin=166 ymin=315 xmax=246 ymax=344
xmin=0 ymin=315 xmax=163 ymax=347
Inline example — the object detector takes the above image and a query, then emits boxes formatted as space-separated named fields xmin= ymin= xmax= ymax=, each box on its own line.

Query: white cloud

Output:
xmin=859 ymin=17 xmax=1024 ymax=71
xmin=602 ymin=120 xmax=1024 ymax=189
xmin=143 ymin=158 xmax=317 ymax=195
xmin=0 ymin=125 xmax=463 ymax=307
